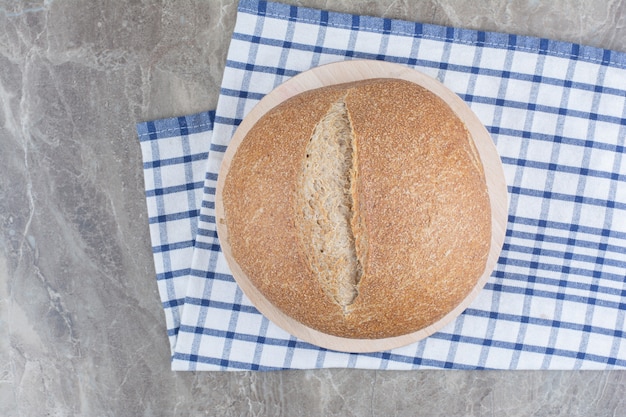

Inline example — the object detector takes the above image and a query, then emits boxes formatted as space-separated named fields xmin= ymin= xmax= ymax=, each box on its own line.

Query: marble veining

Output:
xmin=1 ymin=0 xmax=625 ymax=415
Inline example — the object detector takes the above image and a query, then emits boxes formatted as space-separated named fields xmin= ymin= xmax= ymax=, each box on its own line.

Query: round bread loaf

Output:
xmin=221 ymin=78 xmax=491 ymax=339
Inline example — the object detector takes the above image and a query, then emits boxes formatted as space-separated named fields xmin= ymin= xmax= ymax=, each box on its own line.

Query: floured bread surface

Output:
xmin=222 ymin=78 xmax=491 ymax=339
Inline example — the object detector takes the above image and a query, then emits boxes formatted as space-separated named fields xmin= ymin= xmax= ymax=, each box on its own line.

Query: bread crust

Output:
xmin=222 ymin=78 xmax=491 ymax=339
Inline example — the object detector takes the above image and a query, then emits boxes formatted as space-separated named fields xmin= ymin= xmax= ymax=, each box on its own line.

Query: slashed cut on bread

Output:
xmin=221 ymin=78 xmax=491 ymax=339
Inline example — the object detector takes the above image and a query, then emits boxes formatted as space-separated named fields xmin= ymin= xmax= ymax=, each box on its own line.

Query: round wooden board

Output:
xmin=215 ymin=60 xmax=508 ymax=353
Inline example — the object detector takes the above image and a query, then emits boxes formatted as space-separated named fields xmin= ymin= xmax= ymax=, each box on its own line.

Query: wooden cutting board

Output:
xmin=215 ymin=60 xmax=508 ymax=353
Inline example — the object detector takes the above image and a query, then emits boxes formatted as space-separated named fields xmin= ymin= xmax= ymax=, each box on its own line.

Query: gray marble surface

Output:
xmin=1 ymin=0 xmax=625 ymax=415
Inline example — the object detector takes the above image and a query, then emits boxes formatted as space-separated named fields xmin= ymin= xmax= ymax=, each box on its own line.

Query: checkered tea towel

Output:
xmin=137 ymin=0 xmax=626 ymax=370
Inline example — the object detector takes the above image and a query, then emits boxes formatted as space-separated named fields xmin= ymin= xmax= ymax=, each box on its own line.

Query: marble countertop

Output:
xmin=1 ymin=0 xmax=625 ymax=415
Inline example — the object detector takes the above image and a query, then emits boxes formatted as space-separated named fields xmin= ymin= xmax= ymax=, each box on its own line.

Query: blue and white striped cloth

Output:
xmin=137 ymin=0 xmax=626 ymax=370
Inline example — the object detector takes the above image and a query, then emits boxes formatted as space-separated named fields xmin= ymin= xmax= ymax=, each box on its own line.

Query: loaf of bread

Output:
xmin=221 ymin=78 xmax=491 ymax=339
